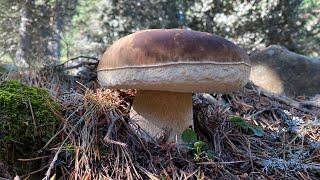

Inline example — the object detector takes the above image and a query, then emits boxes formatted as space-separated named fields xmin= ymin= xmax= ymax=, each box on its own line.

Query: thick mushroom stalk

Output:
xmin=130 ymin=90 xmax=193 ymax=142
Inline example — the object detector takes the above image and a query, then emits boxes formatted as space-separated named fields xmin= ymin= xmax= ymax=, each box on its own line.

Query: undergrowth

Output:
xmin=0 ymin=73 xmax=319 ymax=179
xmin=0 ymin=80 xmax=60 ymax=175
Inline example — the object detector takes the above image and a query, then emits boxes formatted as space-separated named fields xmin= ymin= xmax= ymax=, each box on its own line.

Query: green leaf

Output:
xmin=194 ymin=141 xmax=208 ymax=151
xmin=230 ymin=116 xmax=264 ymax=137
xmin=248 ymin=125 xmax=264 ymax=137
xmin=229 ymin=116 xmax=250 ymax=130
xmin=181 ymin=129 xmax=197 ymax=143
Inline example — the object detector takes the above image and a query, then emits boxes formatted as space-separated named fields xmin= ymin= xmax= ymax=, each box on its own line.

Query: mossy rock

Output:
xmin=0 ymin=80 xmax=60 ymax=175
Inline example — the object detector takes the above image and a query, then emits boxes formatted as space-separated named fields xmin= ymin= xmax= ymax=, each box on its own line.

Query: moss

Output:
xmin=0 ymin=80 xmax=60 ymax=174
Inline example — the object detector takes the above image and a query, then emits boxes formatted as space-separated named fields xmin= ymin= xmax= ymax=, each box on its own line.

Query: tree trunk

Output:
xmin=15 ymin=0 xmax=34 ymax=68
xmin=45 ymin=1 xmax=63 ymax=66
xmin=45 ymin=0 xmax=78 ymax=66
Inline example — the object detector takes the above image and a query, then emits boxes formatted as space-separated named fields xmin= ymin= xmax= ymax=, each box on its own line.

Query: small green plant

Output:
xmin=229 ymin=116 xmax=264 ymax=137
xmin=64 ymin=144 xmax=76 ymax=153
xmin=181 ymin=129 xmax=215 ymax=161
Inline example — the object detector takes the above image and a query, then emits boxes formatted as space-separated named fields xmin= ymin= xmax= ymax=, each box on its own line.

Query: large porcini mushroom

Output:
xmin=97 ymin=29 xmax=250 ymax=142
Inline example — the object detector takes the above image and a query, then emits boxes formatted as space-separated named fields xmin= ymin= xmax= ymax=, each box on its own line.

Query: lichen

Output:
xmin=0 ymin=80 xmax=60 ymax=174
xmin=262 ymin=150 xmax=315 ymax=172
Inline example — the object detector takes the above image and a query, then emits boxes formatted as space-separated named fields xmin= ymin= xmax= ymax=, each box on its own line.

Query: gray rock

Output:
xmin=250 ymin=45 xmax=320 ymax=96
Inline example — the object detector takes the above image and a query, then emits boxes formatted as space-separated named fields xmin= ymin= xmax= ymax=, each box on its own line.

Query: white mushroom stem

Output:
xmin=130 ymin=90 xmax=193 ymax=143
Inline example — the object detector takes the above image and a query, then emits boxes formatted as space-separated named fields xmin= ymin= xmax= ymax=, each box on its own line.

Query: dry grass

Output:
xmin=2 ymin=70 xmax=320 ymax=179
xmin=44 ymin=82 xmax=319 ymax=179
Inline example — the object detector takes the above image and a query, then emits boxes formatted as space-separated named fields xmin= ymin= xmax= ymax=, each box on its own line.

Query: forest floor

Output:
xmin=1 ymin=69 xmax=320 ymax=179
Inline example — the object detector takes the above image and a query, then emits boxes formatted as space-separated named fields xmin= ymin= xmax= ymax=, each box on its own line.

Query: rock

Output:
xmin=250 ymin=45 xmax=320 ymax=96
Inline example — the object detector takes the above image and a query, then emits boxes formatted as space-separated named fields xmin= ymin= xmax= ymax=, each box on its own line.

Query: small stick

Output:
xmin=259 ymin=89 xmax=313 ymax=113
xmin=43 ymin=119 xmax=80 ymax=180
xmin=17 ymin=155 xmax=51 ymax=162
xmin=247 ymin=138 xmax=254 ymax=171
xmin=197 ymin=160 xmax=250 ymax=165
xmin=103 ymin=110 xmax=127 ymax=147
xmin=21 ymin=165 xmax=49 ymax=178
xmin=28 ymin=99 xmax=38 ymax=136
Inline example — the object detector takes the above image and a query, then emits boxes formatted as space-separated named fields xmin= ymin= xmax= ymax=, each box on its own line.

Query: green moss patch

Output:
xmin=0 ymin=80 xmax=60 ymax=175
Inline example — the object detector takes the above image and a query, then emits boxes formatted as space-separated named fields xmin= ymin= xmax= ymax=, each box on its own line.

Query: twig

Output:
xmin=17 ymin=155 xmax=51 ymax=162
xmin=43 ymin=139 xmax=64 ymax=180
xmin=135 ymin=164 xmax=159 ymax=180
xmin=57 ymin=56 xmax=99 ymax=67
xmin=28 ymin=99 xmax=38 ymax=136
xmin=76 ymin=81 xmax=89 ymax=91
xmin=43 ymin=115 xmax=84 ymax=180
xmin=21 ymin=165 xmax=49 ymax=179
xmin=197 ymin=160 xmax=250 ymax=165
xmin=61 ymin=62 xmax=98 ymax=70
xmin=40 ymin=110 xmax=78 ymax=151
xmin=247 ymin=138 xmax=254 ymax=171
xmin=259 ymin=89 xmax=313 ymax=113
xmin=103 ymin=110 xmax=127 ymax=147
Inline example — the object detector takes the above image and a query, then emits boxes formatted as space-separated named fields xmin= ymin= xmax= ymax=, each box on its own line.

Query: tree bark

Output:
xmin=45 ymin=0 xmax=78 ymax=66
xmin=15 ymin=0 xmax=34 ymax=68
xmin=45 ymin=1 xmax=63 ymax=66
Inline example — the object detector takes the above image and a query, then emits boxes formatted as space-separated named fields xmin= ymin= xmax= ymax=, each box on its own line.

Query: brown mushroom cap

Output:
xmin=98 ymin=29 xmax=251 ymax=93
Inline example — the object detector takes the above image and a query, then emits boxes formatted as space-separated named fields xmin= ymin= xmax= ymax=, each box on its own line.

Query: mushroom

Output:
xmin=97 ymin=29 xmax=250 ymax=142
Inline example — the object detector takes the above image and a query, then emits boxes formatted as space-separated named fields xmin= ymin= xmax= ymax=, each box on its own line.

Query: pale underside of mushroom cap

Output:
xmin=98 ymin=61 xmax=250 ymax=93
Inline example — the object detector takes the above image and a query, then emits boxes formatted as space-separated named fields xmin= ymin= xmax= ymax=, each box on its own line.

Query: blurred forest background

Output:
xmin=0 ymin=0 xmax=319 ymax=69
